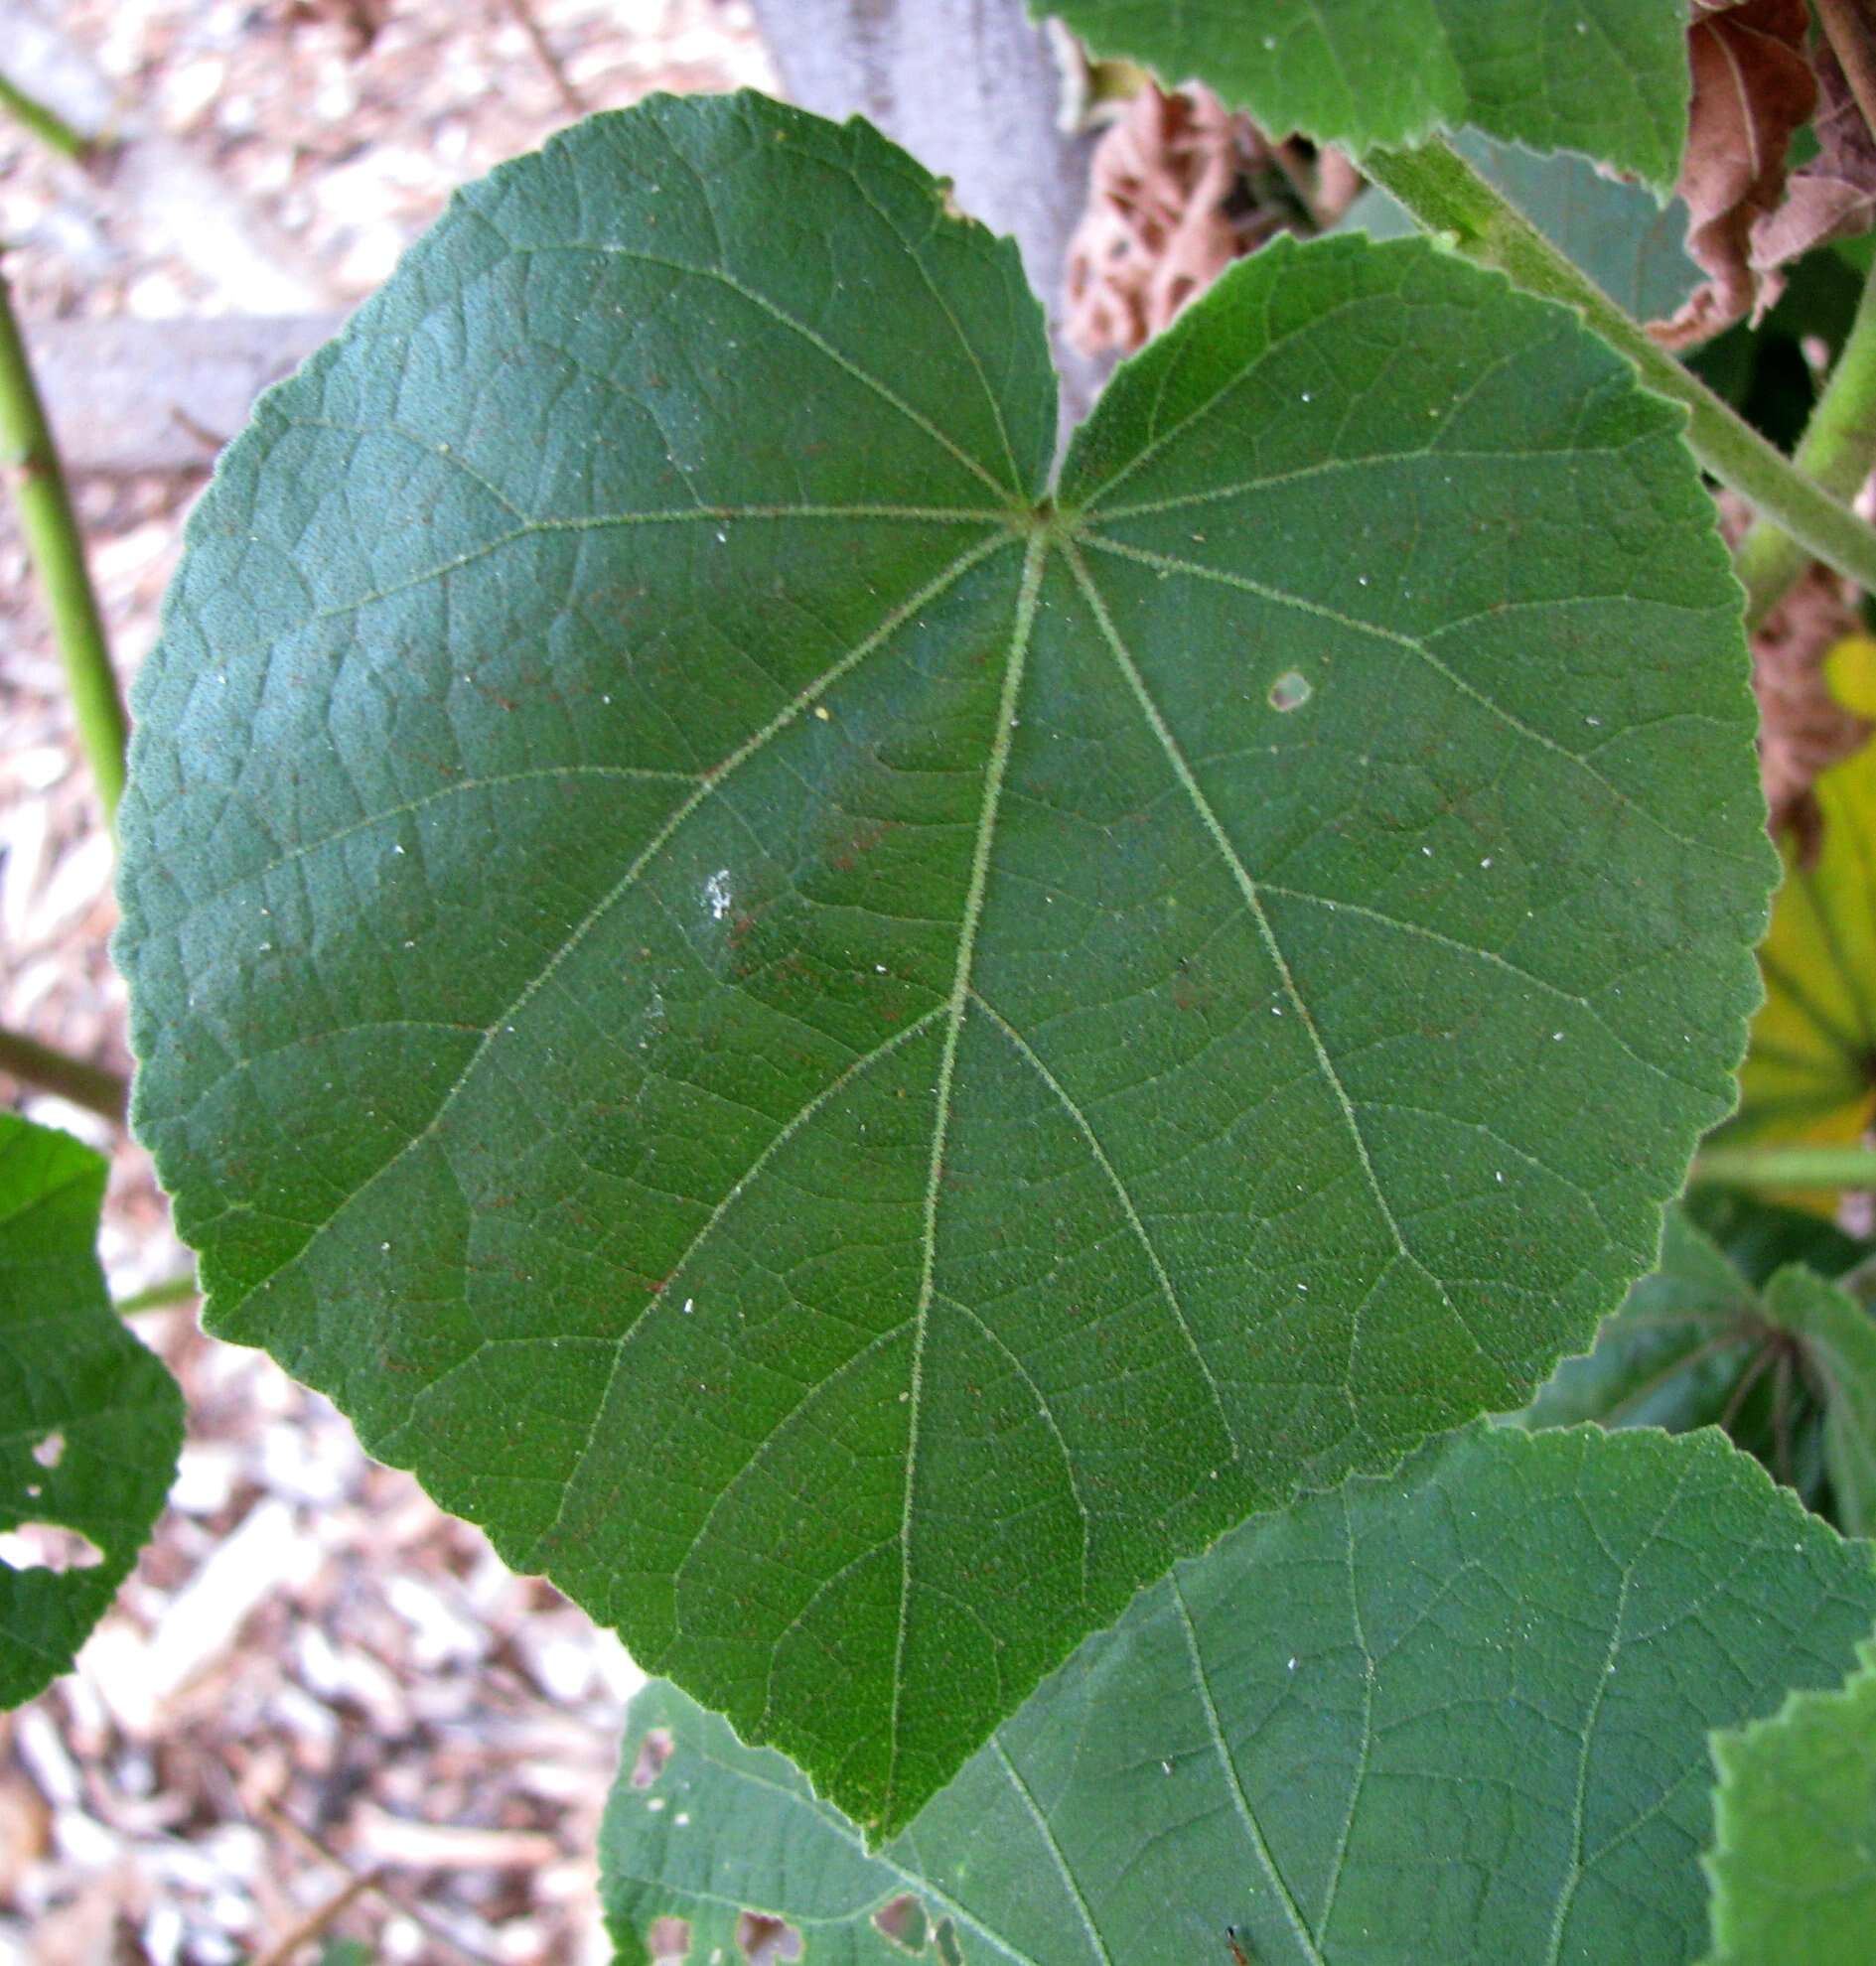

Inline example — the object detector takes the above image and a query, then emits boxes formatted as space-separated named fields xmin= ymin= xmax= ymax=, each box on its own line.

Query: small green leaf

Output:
xmin=1525 ymin=1206 xmax=1876 ymax=1526
xmin=1761 ymin=1265 xmax=1876 ymax=1535
xmin=1 ymin=1114 xmax=183 ymax=1709
xmin=1522 ymin=1205 xmax=1761 ymax=1436
xmin=1044 ymin=0 xmax=1692 ymax=189
xmin=602 ymin=1426 xmax=1876 ymax=1966
xmin=1704 ymin=1637 xmax=1876 ymax=1966
xmin=117 ymin=93 xmax=1771 ymax=1835
xmin=1684 ymin=1188 xmax=1871 ymax=1289
xmin=1343 ymin=133 xmax=1701 ymax=323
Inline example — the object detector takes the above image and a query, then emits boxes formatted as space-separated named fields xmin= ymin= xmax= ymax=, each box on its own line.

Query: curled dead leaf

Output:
xmin=1721 ymin=487 xmax=1876 ymax=842
xmin=1064 ymin=85 xmax=1355 ymax=356
xmin=1651 ymin=0 xmax=1815 ymax=351
xmin=1755 ymin=26 xmax=1876 ymax=273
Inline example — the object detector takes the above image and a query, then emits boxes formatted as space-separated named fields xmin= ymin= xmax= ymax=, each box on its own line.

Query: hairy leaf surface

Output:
xmin=118 ymin=92 xmax=1770 ymax=1833
xmin=1 ymin=1115 xmax=183 ymax=1708
xmin=600 ymin=1427 xmax=1876 ymax=1964
xmin=1044 ymin=0 xmax=1692 ymax=189
xmin=1704 ymin=1636 xmax=1876 ymax=1965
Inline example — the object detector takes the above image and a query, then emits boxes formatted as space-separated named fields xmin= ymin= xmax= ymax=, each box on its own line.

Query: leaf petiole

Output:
xmin=1362 ymin=137 xmax=1876 ymax=605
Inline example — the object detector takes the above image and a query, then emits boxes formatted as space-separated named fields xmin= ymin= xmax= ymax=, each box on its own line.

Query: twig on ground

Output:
xmin=260 ymin=1803 xmax=510 ymax=1966
xmin=249 ymin=1866 xmax=385 ymax=1966
xmin=0 ymin=1021 xmax=129 ymax=1123
xmin=500 ymin=0 xmax=589 ymax=117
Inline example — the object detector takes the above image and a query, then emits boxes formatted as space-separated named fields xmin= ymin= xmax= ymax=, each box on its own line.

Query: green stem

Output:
xmin=0 ymin=258 xmax=127 ymax=825
xmin=0 ymin=1024 xmax=128 ymax=1123
xmin=1362 ymin=139 xmax=1876 ymax=602
xmin=114 ymin=1272 xmax=201 ymax=1316
xmin=1691 ymin=1145 xmax=1876 ymax=1190
xmin=0 ymin=69 xmax=98 ymax=168
xmin=1735 ymin=256 xmax=1876 ymax=628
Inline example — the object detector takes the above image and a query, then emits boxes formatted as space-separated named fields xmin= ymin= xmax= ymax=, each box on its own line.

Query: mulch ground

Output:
xmin=1 ymin=4 xmax=772 ymax=1959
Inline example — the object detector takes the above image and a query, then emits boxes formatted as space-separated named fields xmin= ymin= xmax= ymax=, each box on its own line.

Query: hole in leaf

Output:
xmin=1267 ymin=670 xmax=1312 ymax=712
xmin=874 ymin=1895 xmax=930 ymax=1952
xmin=32 ymin=1430 xmax=65 ymax=1470
xmin=934 ymin=1918 xmax=964 ymax=1966
xmin=736 ymin=1913 xmax=801 ymax=1966
xmin=632 ymin=1728 xmax=674 ymax=1787
xmin=0 ymin=1524 xmax=104 ymax=1574
xmin=647 ymin=1916 xmax=690 ymax=1963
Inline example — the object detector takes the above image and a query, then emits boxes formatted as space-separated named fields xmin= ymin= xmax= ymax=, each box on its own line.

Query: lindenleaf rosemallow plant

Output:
xmin=103 ymin=6 xmax=1876 ymax=1961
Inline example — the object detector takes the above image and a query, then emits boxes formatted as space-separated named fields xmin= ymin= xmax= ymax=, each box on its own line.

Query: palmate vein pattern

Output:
xmin=118 ymin=92 xmax=1772 ymax=1833
xmin=600 ymin=1430 xmax=1876 ymax=1966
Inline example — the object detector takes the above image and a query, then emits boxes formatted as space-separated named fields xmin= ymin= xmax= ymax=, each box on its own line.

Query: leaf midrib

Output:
xmin=887 ymin=529 xmax=1049 ymax=1819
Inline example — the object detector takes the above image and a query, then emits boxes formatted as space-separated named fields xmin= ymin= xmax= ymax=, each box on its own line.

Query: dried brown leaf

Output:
xmin=1716 ymin=489 xmax=1876 ymax=841
xmin=277 ymin=0 xmax=390 ymax=56
xmin=1755 ymin=26 xmax=1876 ymax=272
xmin=1067 ymin=86 xmax=1244 ymax=354
xmin=1064 ymin=86 xmax=1341 ymax=356
xmin=1651 ymin=0 xmax=1816 ymax=351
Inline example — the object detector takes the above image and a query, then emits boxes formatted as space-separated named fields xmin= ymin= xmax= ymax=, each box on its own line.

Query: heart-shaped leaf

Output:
xmin=2 ymin=1114 xmax=182 ymax=1708
xmin=1043 ymin=0 xmax=1693 ymax=189
xmin=1704 ymin=1635 xmax=1876 ymax=1965
xmin=601 ymin=1426 xmax=1876 ymax=1964
xmin=117 ymin=93 xmax=1771 ymax=1834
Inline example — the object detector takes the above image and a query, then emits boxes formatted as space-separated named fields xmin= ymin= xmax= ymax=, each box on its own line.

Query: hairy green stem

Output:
xmin=1735 ymin=257 xmax=1876 ymax=628
xmin=0 ymin=259 xmax=128 ymax=824
xmin=1362 ymin=139 xmax=1876 ymax=602
xmin=1692 ymin=1145 xmax=1876 ymax=1190
xmin=0 ymin=1024 xmax=128 ymax=1123
xmin=0 ymin=69 xmax=98 ymax=168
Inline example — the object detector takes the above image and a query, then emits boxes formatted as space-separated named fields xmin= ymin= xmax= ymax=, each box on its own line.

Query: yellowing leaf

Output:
xmin=1720 ymin=739 xmax=1876 ymax=1213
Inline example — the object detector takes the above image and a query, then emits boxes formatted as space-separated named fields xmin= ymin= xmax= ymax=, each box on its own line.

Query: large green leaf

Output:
xmin=601 ymin=1426 xmax=1876 ymax=1965
xmin=1045 ymin=0 xmax=1691 ymax=189
xmin=1703 ymin=1637 xmax=1876 ymax=1965
xmin=1343 ymin=133 xmax=1701 ymax=325
xmin=1 ymin=1114 xmax=183 ymax=1708
xmin=116 ymin=92 xmax=1771 ymax=1834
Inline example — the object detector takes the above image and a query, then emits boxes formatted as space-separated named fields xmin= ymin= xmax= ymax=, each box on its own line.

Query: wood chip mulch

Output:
xmin=2 ymin=3 xmax=774 ymax=1959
